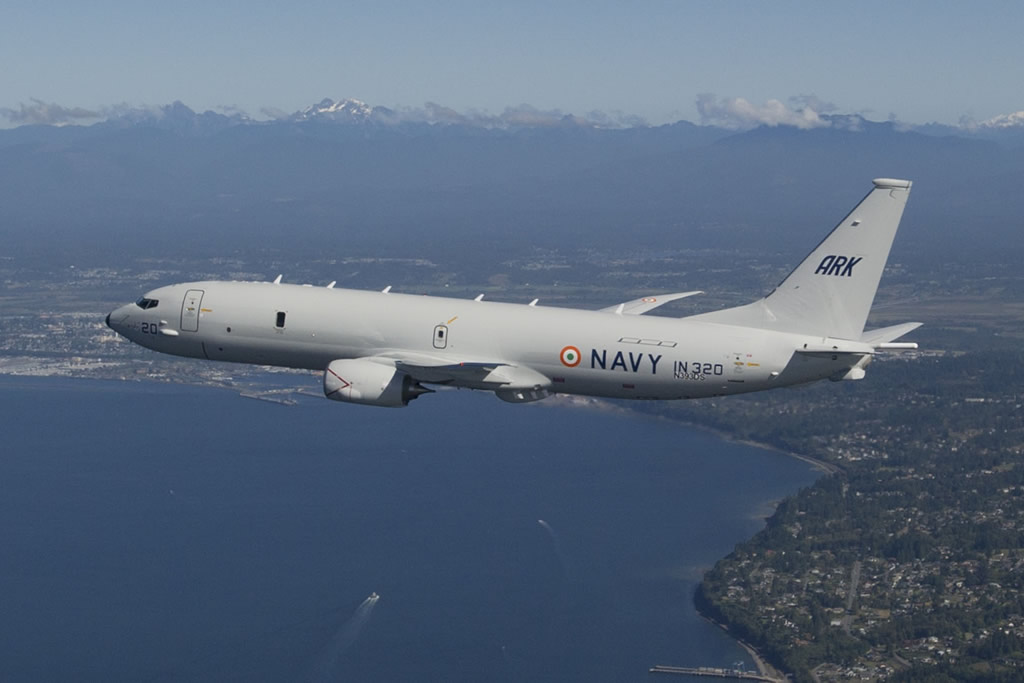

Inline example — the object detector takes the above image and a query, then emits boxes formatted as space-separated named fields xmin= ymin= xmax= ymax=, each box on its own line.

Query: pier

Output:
xmin=649 ymin=665 xmax=782 ymax=681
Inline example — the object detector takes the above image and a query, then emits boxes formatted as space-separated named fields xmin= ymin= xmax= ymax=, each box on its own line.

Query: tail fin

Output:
xmin=689 ymin=178 xmax=912 ymax=340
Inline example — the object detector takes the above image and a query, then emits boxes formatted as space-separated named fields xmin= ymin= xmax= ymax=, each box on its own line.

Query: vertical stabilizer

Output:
xmin=689 ymin=179 xmax=912 ymax=340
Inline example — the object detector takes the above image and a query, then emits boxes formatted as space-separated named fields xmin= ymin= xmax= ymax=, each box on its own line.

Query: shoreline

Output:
xmin=550 ymin=393 xmax=838 ymax=680
xmin=550 ymin=393 xmax=832 ymax=680
xmin=692 ymin=423 xmax=841 ymax=476
xmin=697 ymin=611 xmax=787 ymax=682
xmin=549 ymin=392 xmax=841 ymax=476
xmin=662 ymin=409 xmax=835 ymax=679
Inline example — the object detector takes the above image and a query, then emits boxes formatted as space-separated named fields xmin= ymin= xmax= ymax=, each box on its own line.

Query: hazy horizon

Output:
xmin=4 ymin=1 xmax=1023 ymax=129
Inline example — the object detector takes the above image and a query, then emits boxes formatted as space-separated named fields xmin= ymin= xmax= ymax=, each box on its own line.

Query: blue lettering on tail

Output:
xmin=815 ymin=255 xmax=862 ymax=277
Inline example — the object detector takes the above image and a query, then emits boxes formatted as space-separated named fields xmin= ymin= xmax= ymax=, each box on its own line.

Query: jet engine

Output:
xmin=323 ymin=358 xmax=432 ymax=407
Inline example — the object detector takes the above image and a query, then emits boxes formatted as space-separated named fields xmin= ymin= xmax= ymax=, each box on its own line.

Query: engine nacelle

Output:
xmin=323 ymin=359 xmax=432 ymax=407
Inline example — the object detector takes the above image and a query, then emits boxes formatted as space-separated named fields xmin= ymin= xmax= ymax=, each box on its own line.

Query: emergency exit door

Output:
xmin=180 ymin=289 xmax=204 ymax=332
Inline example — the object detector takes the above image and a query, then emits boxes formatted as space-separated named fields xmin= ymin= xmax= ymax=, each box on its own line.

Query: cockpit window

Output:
xmin=135 ymin=297 xmax=159 ymax=310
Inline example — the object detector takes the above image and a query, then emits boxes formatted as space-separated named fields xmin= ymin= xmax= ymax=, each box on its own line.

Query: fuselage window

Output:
xmin=275 ymin=311 xmax=286 ymax=328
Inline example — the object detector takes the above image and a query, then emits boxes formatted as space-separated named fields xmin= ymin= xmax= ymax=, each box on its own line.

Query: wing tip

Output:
xmin=872 ymin=178 xmax=912 ymax=190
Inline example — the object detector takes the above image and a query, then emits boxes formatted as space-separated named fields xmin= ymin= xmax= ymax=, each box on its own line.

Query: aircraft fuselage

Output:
xmin=106 ymin=179 xmax=919 ymax=407
xmin=107 ymin=280 xmax=862 ymax=402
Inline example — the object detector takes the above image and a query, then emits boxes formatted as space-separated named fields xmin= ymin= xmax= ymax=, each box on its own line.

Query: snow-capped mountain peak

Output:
xmin=293 ymin=98 xmax=374 ymax=122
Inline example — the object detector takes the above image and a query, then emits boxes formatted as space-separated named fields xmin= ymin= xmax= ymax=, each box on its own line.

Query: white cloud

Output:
xmin=696 ymin=93 xmax=830 ymax=130
xmin=0 ymin=98 xmax=99 ymax=126
xmin=976 ymin=110 xmax=1024 ymax=129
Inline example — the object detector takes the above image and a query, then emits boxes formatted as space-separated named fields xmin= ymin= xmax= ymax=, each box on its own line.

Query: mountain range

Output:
xmin=1 ymin=99 xmax=1021 ymax=264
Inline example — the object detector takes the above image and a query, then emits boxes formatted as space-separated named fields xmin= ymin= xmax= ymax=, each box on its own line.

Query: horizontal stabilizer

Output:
xmin=794 ymin=340 xmax=875 ymax=356
xmin=860 ymin=322 xmax=922 ymax=348
xmin=599 ymin=291 xmax=702 ymax=315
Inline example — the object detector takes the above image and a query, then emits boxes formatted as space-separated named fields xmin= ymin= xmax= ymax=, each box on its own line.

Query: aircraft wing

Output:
xmin=369 ymin=351 xmax=512 ymax=384
xmin=395 ymin=361 xmax=504 ymax=384
xmin=371 ymin=351 xmax=551 ymax=391
xmin=598 ymin=291 xmax=702 ymax=315
xmin=372 ymin=351 xmax=503 ymax=384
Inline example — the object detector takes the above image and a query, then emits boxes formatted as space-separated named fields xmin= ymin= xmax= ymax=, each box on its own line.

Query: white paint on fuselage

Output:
xmin=107 ymin=280 xmax=859 ymax=401
xmin=106 ymin=179 xmax=919 ymax=406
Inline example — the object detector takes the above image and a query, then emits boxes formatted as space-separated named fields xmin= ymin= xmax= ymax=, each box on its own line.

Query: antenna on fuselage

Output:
xmin=272 ymin=274 xmax=283 ymax=284
xmin=382 ymin=285 xmax=392 ymax=293
xmin=529 ymin=299 xmax=539 ymax=307
xmin=327 ymin=281 xmax=336 ymax=289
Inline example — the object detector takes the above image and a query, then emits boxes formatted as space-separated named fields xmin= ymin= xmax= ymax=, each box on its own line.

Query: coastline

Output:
xmin=549 ymin=392 xmax=841 ymax=476
xmin=661 ymin=410 xmax=835 ymax=679
xmin=698 ymin=611 xmax=787 ymax=682
xmin=704 ymin=426 xmax=841 ymax=476
xmin=550 ymin=392 xmax=831 ymax=680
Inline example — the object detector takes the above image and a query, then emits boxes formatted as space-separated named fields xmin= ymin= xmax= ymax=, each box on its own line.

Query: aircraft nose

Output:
xmin=106 ymin=307 xmax=129 ymax=334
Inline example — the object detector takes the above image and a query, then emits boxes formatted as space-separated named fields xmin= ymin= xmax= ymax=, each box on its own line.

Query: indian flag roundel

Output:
xmin=559 ymin=345 xmax=582 ymax=367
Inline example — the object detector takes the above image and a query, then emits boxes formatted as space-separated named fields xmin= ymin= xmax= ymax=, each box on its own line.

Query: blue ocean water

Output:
xmin=0 ymin=376 xmax=818 ymax=682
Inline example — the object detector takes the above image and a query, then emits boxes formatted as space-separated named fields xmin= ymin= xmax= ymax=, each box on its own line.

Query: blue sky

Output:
xmin=2 ymin=0 xmax=1021 ymax=126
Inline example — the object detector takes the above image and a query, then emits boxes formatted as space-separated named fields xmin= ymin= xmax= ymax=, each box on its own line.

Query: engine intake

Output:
xmin=323 ymin=358 xmax=432 ymax=407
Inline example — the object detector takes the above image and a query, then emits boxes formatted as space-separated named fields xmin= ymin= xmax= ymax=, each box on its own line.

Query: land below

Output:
xmin=2 ymin=247 xmax=1021 ymax=682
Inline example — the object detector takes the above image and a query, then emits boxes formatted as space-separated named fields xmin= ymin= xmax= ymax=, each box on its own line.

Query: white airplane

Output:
xmin=107 ymin=179 xmax=920 ymax=408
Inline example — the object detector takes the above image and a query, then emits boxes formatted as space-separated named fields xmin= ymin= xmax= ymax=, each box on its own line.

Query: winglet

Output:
xmin=873 ymin=178 xmax=912 ymax=189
